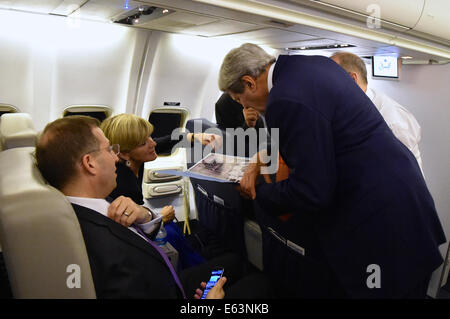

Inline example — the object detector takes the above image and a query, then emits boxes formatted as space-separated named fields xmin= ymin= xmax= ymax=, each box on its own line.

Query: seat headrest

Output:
xmin=0 ymin=113 xmax=37 ymax=150
xmin=0 ymin=147 xmax=96 ymax=298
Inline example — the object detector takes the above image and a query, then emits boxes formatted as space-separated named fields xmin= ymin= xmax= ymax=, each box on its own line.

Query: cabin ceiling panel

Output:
xmin=135 ymin=11 xmax=218 ymax=32
xmin=0 ymin=0 xmax=447 ymax=61
xmin=288 ymin=0 xmax=425 ymax=29
xmin=72 ymin=0 xmax=137 ymax=22
xmin=214 ymin=28 xmax=317 ymax=44
xmin=181 ymin=20 xmax=261 ymax=37
xmin=51 ymin=0 xmax=86 ymax=16
xmin=0 ymin=0 xmax=63 ymax=13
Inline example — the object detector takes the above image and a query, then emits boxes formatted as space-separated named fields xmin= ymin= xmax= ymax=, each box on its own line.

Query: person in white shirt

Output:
xmin=331 ymin=52 xmax=423 ymax=173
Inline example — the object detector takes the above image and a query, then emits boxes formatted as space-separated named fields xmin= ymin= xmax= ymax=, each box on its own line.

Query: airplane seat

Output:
xmin=0 ymin=103 xmax=20 ymax=118
xmin=0 ymin=147 xmax=96 ymax=298
xmin=252 ymin=200 xmax=336 ymax=298
xmin=185 ymin=118 xmax=223 ymax=170
xmin=62 ymin=105 xmax=112 ymax=123
xmin=185 ymin=118 xmax=256 ymax=167
xmin=0 ymin=113 xmax=37 ymax=150
xmin=0 ymin=103 xmax=20 ymax=152
xmin=143 ymin=107 xmax=191 ymax=223
xmin=186 ymin=118 xmax=263 ymax=269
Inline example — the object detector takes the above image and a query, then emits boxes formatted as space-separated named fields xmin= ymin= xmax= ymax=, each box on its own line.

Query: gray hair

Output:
xmin=219 ymin=43 xmax=276 ymax=93
xmin=331 ymin=52 xmax=368 ymax=84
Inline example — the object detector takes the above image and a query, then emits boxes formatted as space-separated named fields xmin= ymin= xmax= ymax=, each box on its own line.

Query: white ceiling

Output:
xmin=0 ymin=0 xmax=447 ymax=61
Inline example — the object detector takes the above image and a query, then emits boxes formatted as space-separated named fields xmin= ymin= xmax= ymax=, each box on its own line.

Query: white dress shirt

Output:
xmin=66 ymin=196 xmax=162 ymax=241
xmin=267 ymin=61 xmax=275 ymax=92
xmin=255 ymin=61 xmax=277 ymax=174
xmin=366 ymin=88 xmax=423 ymax=173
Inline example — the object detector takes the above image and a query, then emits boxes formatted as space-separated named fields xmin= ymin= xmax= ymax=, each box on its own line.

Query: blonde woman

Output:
xmin=100 ymin=113 xmax=211 ymax=269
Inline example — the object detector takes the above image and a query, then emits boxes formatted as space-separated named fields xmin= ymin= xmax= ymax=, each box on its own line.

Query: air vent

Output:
xmin=114 ymin=5 xmax=175 ymax=26
xmin=287 ymin=43 xmax=355 ymax=50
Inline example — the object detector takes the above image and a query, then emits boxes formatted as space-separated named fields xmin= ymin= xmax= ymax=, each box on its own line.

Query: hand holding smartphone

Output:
xmin=201 ymin=267 xmax=224 ymax=299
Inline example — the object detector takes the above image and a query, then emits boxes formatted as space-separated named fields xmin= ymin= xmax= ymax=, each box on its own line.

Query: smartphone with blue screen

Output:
xmin=200 ymin=267 xmax=224 ymax=299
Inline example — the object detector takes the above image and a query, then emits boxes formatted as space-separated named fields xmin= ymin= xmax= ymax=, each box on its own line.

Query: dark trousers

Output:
xmin=402 ymin=275 xmax=431 ymax=299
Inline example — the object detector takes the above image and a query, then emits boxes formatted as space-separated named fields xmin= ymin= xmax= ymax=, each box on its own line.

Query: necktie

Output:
xmin=132 ymin=225 xmax=187 ymax=299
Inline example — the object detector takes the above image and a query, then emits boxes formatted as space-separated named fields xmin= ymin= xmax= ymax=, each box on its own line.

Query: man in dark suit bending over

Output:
xmin=35 ymin=115 xmax=267 ymax=299
xmin=218 ymin=43 xmax=446 ymax=298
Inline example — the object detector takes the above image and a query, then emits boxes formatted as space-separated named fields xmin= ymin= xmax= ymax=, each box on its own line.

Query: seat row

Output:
xmin=0 ymin=104 xmax=113 ymax=151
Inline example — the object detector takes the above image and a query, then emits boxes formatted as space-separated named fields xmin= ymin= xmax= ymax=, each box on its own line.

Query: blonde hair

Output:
xmin=100 ymin=114 xmax=153 ymax=153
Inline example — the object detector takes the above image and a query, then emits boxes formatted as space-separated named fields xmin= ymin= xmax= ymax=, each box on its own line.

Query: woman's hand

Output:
xmin=194 ymin=133 xmax=223 ymax=151
xmin=160 ymin=205 xmax=175 ymax=223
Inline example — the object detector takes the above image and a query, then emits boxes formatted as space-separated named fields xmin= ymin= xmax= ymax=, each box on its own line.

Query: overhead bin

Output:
xmin=315 ymin=0 xmax=450 ymax=42
xmin=310 ymin=0 xmax=425 ymax=29
xmin=411 ymin=0 xmax=450 ymax=42
xmin=195 ymin=0 xmax=449 ymax=59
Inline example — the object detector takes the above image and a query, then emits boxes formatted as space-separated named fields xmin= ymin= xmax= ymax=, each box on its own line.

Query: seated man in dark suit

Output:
xmin=35 ymin=115 xmax=269 ymax=299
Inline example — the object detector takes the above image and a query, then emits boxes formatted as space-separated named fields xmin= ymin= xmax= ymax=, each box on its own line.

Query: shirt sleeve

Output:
xmin=154 ymin=133 xmax=188 ymax=154
xmin=136 ymin=205 xmax=162 ymax=235
xmin=380 ymin=95 xmax=422 ymax=171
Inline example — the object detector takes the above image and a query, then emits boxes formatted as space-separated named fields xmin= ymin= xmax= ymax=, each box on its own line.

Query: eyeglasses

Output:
xmin=86 ymin=144 xmax=120 ymax=156
xmin=107 ymin=144 xmax=120 ymax=156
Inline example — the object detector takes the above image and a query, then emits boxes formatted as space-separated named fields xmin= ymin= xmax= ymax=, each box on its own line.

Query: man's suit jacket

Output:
xmin=256 ymin=55 xmax=446 ymax=298
xmin=215 ymin=92 xmax=267 ymax=157
xmin=72 ymin=204 xmax=184 ymax=298
xmin=215 ymin=92 xmax=264 ymax=131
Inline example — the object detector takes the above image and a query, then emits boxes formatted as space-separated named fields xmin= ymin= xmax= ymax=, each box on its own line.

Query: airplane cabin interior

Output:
xmin=0 ymin=0 xmax=449 ymax=302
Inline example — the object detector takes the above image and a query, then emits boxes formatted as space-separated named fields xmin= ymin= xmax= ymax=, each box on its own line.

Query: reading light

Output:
xmin=142 ymin=7 xmax=155 ymax=15
xmin=401 ymin=56 xmax=413 ymax=59
xmin=114 ymin=6 xmax=163 ymax=25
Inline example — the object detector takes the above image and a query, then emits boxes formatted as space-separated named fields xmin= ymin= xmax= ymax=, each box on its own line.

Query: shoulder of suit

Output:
xmin=72 ymin=204 xmax=112 ymax=225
